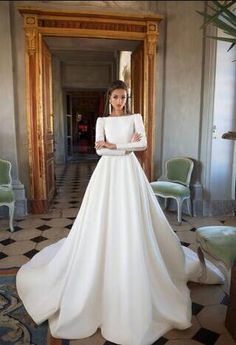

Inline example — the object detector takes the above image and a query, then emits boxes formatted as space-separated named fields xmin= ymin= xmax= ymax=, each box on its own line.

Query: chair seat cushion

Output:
xmin=196 ymin=226 xmax=236 ymax=268
xmin=0 ymin=187 xmax=14 ymax=203
xmin=150 ymin=181 xmax=190 ymax=198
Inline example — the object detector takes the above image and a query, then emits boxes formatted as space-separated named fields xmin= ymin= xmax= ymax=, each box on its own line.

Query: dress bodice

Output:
xmin=95 ymin=114 xmax=147 ymax=156
xmin=102 ymin=115 xmax=137 ymax=144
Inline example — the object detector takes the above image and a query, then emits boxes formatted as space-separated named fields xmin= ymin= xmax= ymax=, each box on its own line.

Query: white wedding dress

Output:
xmin=16 ymin=114 xmax=224 ymax=345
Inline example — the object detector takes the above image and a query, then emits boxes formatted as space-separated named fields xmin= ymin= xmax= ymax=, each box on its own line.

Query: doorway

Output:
xmin=48 ymin=37 xmax=137 ymax=164
xmin=19 ymin=6 xmax=162 ymax=213
xmin=65 ymin=89 xmax=104 ymax=161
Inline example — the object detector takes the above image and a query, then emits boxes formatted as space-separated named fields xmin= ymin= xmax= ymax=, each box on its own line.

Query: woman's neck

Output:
xmin=110 ymin=110 xmax=125 ymax=117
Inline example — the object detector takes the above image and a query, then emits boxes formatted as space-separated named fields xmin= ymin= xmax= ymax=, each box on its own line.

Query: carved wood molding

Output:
xmin=147 ymin=22 xmax=158 ymax=55
xmin=19 ymin=7 xmax=163 ymax=38
xmin=24 ymin=15 xmax=38 ymax=55
xmin=38 ymin=19 xmax=146 ymax=33
xmin=25 ymin=28 xmax=37 ymax=55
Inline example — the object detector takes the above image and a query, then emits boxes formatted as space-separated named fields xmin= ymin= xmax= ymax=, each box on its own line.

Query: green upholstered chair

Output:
xmin=0 ymin=159 xmax=15 ymax=232
xmin=150 ymin=157 xmax=194 ymax=224
xmin=196 ymin=226 xmax=236 ymax=341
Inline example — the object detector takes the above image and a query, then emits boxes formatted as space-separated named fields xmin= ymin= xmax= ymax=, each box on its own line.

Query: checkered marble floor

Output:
xmin=0 ymin=161 xmax=236 ymax=345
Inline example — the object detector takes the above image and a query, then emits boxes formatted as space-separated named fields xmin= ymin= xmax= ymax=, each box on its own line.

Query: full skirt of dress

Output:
xmin=16 ymin=153 xmax=220 ymax=345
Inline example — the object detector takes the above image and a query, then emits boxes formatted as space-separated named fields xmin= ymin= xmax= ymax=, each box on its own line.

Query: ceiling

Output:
xmin=44 ymin=37 xmax=140 ymax=51
xmin=44 ymin=37 xmax=140 ymax=62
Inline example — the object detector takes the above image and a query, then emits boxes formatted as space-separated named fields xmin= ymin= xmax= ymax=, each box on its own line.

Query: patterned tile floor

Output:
xmin=0 ymin=161 xmax=236 ymax=345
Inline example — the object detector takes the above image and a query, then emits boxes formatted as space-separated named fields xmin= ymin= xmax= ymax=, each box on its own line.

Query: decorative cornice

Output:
xmin=18 ymin=6 xmax=163 ymax=22
xmin=38 ymin=19 xmax=146 ymax=33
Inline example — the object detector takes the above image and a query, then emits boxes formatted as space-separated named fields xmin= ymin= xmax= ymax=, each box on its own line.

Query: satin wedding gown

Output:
xmin=16 ymin=114 xmax=224 ymax=345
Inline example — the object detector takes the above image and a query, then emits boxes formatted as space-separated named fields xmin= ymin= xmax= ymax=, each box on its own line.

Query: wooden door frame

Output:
xmin=18 ymin=6 xmax=163 ymax=213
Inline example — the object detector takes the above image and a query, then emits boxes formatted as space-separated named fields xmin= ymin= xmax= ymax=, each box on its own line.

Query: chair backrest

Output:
xmin=0 ymin=159 xmax=12 ymax=186
xmin=164 ymin=157 xmax=194 ymax=187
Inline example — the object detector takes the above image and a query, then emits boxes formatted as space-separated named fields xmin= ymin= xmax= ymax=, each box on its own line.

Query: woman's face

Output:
xmin=109 ymin=88 xmax=127 ymax=113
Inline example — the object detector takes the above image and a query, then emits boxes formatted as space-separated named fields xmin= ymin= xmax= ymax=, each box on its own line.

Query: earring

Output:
xmin=109 ymin=102 xmax=112 ymax=114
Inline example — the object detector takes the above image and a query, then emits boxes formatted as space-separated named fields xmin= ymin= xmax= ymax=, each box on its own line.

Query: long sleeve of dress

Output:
xmin=116 ymin=114 xmax=147 ymax=151
xmin=95 ymin=117 xmax=126 ymax=156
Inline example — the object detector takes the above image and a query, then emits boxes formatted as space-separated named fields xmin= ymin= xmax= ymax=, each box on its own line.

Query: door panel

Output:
xmin=131 ymin=43 xmax=145 ymax=166
xmin=131 ymin=43 xmax=144 ymax=115
xmin=42 ymin=39 xmax=55 ymax=202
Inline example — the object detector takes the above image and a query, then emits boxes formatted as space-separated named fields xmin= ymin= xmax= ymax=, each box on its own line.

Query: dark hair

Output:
xmin=103 ymin=80 xmax=130 ymax=117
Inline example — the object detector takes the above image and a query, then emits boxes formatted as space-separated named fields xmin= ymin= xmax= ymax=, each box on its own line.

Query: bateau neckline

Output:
xmin=107 ymin=114 xmax=135 ymax=118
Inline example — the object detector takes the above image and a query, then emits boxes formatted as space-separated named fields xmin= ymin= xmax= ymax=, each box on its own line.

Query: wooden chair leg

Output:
xmin=187 ymin=198 xmax=192 ymax=216
xmin=176 ymin=198 xmax=183 ymax=225
xmin=9 ymin=203 xmax=14 ymax=232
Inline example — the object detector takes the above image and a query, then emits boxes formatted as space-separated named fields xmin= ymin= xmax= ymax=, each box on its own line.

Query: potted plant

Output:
xmin=197 ymin=0 xmax=236 ymax=52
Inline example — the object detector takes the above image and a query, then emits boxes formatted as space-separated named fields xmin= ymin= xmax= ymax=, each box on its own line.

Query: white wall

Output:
xmin=62 ymin=62 xmax=114 ymax=89
xmin=10 ymin=1 xmax=28 ymax=194
xmin=156 ymin=1 xmax=204 ymax=168
xmin=0 ymin=1 xmax=18 ymax=176
xmin=210 ymin=31 xmax=236 ymax=207
xmin=0 ymin=1 xmax=27 ymax=216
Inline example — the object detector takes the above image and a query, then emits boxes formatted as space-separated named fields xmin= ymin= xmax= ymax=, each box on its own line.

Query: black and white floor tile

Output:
xmin=0 ymin=161 xmax=235 ymax=345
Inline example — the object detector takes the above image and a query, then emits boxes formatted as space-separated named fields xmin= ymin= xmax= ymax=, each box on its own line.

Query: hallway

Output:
xmin=0 ymin=161 xmax=235 ymax=345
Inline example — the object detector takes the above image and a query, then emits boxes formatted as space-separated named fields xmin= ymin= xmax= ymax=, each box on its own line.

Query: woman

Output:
xmin=16 ymin=80 xmax=223 ymax=345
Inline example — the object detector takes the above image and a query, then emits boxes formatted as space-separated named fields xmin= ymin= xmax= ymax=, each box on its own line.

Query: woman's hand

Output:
xmin=95 ymin=141 xmax=117 ymax=149
xmin=131 ymin=133 xmax=142 ymax=143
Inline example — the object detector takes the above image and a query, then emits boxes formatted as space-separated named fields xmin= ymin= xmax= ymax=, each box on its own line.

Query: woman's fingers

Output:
xmin=131 ymin=133 xmax=142 ymax=143
xmin=96 ymin=134 xmax=142 ymax=148
xmin=95 ymin=141 xmax=105 ymax=149
xmin=133 ymin=133 xmax=142 ymax=141
xmin=95 ymin=140 xmax=110 ymax=149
